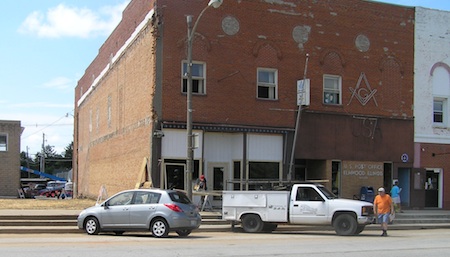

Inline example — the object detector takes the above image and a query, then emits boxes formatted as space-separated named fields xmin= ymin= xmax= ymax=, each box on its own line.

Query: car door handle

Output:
xmin=294 ymin=204 xmax=299 ymax=207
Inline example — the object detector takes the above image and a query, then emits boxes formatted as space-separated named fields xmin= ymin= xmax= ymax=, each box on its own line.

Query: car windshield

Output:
xmin=317 ymin=185 xmax=337 ymax=199
xmin=168 ymin=191 xmax=192 ymax=204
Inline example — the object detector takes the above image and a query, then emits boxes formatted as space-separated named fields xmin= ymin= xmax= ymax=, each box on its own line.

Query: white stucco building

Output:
xmin=414 ymin=7 xmax=450 ymax=209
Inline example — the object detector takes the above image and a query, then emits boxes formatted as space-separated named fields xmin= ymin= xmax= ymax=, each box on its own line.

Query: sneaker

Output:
xmin=381 ymin=231 xmax=387 ymax=237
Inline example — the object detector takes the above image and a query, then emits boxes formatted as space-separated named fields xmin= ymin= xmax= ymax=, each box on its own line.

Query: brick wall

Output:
xmin=75 ymin=20 xmax=157 ymax=198
xmin=159 ymin=0 xmax=414 ymax=127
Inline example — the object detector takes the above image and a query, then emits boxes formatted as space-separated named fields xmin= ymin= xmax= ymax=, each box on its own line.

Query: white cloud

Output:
xmin=18 ymin=1 xmax=129 ymax=38
xmin=42 ymin=76 xmax=73 ymax=90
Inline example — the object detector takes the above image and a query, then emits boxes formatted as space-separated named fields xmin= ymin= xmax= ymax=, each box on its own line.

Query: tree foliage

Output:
xmin=20 ymin=141 xmax=73 ymax=178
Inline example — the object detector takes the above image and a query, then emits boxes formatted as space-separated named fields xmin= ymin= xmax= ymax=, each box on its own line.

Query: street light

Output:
xmin=186 ymin=0 xmax=223 ymax=200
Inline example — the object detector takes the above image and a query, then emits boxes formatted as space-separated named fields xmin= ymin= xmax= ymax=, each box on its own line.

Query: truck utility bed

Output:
xmin=223 ymin=191 xmax=290 ymax=222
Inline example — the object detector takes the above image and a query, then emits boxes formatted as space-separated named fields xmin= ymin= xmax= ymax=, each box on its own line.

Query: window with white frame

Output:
xmin=433 ymin=98 xmax=446 ymax=125
xmin=257 ymin=68 xmax=278 ymax=100
xmin=323 ymin=75 xmax=342 ymax=105
xmin=0 ymin=134 xmax=7 ymax=151
xmin=182 ymin=61 xmax=206 ymax=94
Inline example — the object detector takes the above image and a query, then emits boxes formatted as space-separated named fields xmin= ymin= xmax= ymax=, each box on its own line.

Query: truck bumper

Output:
xmin=358 ymin=215 xmax=375 ymax=225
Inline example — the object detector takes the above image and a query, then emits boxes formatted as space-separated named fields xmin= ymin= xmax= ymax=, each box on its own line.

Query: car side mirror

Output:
xmin=104 ymin=201 xmax=110 ymax=209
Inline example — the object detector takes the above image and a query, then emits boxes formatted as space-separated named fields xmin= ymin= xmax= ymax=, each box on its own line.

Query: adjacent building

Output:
xmin=413 ymin=7 xmax=450 ymax=209
xmin=0 ymin=120 xmax=23 ymax=197
xmin=74 ymin=0 xmax=446 ymax=209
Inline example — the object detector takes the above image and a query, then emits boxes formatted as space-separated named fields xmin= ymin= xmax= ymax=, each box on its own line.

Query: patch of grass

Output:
xmin=0 ymin=198 xmax=97 ymax=210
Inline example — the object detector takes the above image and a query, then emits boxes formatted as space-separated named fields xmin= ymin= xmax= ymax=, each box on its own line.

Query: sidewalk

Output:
xmin=1 ymin=209 xmax=450 ymax=234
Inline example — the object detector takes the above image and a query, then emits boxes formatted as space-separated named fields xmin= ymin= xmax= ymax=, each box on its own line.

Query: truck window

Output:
xmin=316 ymin=186 xmax=337 ymax=199
xmin=296 ymin=188 xmax=324 ymax=201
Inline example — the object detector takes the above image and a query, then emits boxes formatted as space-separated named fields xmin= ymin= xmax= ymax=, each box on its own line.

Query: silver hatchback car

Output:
xmin=77 ymin=189 xmax=201 ymax=238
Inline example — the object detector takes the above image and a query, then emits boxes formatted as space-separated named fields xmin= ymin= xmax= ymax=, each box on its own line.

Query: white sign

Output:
xmin=297 ymin=79 xmax=310 ymax=106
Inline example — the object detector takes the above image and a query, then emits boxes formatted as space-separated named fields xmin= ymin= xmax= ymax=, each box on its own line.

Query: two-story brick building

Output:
xmin=74 ymin=0 xmax=417 ymax=207
xmin=414 ymin=7 xmax=450 ymax=209
xmin=0 ymin=120 xmax=23 ymax=197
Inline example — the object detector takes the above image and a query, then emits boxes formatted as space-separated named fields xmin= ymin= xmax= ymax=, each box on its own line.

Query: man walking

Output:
xmin=373 ymin=187 xmax=394 ymax=236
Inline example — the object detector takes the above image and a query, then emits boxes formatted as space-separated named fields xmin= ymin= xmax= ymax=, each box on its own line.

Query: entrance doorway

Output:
xmin=425 ymin=170 xmax=441 ymax=208
xmin=398 ymin=168 xmax=410 ymax=208
xmin=164 ymin=163 xmax=185 ymax=190
xmin=207 ymin=163 xmax=229 ymax=207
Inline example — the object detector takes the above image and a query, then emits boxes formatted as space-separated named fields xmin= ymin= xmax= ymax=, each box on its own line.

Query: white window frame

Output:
xmin=0 ymin=134 xmax=7 ymax=151
xmin=182 ymin=61 xmax=206 ymax=95
xmin=257 ymin=68 xmax=278 ymax=100
xmin=323 ymin=74 xmax=342 ymax=105
xmin=433 ymin=97 xmax=447 ymax=127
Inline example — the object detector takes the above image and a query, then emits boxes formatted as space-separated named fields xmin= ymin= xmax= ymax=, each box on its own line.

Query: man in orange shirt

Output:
xmin=373 ymin=187 xmax=394 ymax=236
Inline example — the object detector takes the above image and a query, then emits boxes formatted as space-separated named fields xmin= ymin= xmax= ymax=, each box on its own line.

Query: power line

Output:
xmin=22 ymin=111 xmax=74 ymax=140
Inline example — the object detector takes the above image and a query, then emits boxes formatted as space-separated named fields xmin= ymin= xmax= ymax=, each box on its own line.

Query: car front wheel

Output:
xmin=151 ymin=218 xmax=169 ymax=238
xmin=84 ymin=217 xmax=100 ymax=235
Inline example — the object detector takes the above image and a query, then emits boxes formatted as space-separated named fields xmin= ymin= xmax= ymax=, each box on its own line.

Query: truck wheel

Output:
xmin=333 ymin=214 xmax=357 ymax=236
xmin=241 ymin=214 xmax=263 ymax=233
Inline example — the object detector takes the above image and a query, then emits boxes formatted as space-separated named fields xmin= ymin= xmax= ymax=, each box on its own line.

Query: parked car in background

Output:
xmin=77 ymin=189 xmax=201 ymax=238
xmin=38 ymin=181 xmax=67 ymax=198
xmin=22 ymin=183 xmax=47 ymax=198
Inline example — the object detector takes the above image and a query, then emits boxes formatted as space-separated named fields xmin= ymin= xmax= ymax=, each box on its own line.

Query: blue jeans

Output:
xmin=378 ymin=213 xmax=389 ymax=224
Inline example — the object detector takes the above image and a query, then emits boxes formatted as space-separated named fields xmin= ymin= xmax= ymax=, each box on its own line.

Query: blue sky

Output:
xmin=1 ymin=0 xmax=449 ymax=157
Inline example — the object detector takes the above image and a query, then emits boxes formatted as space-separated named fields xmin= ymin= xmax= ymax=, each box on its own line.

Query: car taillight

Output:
xmin=164 ymin=203 xmax=183 ymax=212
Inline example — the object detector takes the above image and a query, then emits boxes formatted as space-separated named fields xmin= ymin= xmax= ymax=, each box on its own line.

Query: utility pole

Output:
xmin=40 ymin=133 xmax=45 ymax=173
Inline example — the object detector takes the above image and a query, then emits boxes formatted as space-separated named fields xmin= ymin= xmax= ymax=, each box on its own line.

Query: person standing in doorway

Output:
xmin=373 ymin=187 xmax=394 ymax=236
xmin=390 ymin=180 xmax=403 ymax=213
xmin=195 ymin=175 xmax=208 ymax=208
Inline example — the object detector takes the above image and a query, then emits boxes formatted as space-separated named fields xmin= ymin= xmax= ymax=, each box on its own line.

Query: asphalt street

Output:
xmin=1 ymin=228 xmax=449 ymax=257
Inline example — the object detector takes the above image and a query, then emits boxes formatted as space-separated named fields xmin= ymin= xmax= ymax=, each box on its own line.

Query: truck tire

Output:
xmin=333 ymin=214 xmax=357 ymax=236
xmin=241 ymin=214 xmax=263 ymax=233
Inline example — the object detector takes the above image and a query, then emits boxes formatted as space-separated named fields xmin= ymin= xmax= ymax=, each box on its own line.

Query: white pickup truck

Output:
xmin=222 ymin=183 xmax=374 ymax=235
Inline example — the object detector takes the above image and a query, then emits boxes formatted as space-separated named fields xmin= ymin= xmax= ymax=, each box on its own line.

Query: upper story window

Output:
xmin=323 ymin=75 xmax=342 ymax=105
xmin=182 ymin=61 xmax=206 ymax=94
xmin=257 ymin=68 xmax=278 ymax=100
xmin=0 ymin=134 xmax=7 ymax=151
xmin=433 ymin=98 xmax=447 ymax=126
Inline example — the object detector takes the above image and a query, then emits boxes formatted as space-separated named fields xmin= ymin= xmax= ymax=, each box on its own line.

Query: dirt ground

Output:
xmin=0 ymin=198 xmax=97 ymax=210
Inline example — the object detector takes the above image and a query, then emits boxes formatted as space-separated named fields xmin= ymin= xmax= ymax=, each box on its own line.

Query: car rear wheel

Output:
xmin=176 ymin=229 xmax=192 ymax=237
xmin=84 ymin=217 xmax=100 ymax=235
xmin=151 ymin=218 xmax=169 ymax=238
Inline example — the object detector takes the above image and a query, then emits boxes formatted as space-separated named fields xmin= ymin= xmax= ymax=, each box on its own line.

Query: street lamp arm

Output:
xmin=188 ymin=6 xmax=211 ymax=42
